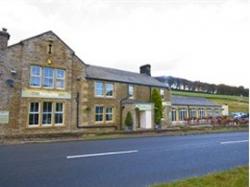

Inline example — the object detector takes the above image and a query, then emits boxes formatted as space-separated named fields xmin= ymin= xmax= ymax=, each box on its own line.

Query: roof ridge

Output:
xmin=87 ymin=64 xmax=147 ymax=76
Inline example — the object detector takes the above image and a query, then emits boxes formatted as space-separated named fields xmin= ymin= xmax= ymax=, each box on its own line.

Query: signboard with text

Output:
xmin=21 ymin=89 xmax=71 ymax=99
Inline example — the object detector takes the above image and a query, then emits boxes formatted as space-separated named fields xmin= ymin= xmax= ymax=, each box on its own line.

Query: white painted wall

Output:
xmin=222 ymin=105 xmax=229 ymax=116
xmin=140 ymin=111 xmax=152 ymax=129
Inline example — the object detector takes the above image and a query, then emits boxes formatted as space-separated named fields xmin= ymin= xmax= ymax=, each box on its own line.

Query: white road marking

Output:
xmin=67 ymin=150 xmax=138 ymax=159
xmin=220 ymin=140 xmax=248 ymax=144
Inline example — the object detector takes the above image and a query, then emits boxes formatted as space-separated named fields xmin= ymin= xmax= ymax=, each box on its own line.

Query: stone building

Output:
xmin=0 ymin=29 xmax=171 ymax=136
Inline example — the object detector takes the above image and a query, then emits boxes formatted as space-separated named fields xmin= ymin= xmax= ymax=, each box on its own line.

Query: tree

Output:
xmin=125 ymin=111 xmax=133 ymax=129
xmin=151 ymin=89 xmax=163 ymax=125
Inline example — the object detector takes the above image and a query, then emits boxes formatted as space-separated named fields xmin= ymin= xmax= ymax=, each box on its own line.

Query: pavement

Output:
xmin=0 ymin=132 xmax=248 ymax=187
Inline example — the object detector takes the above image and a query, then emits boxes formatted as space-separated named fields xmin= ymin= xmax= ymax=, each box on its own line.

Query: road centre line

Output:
xmin=67 ymin=150 xmax=138 ymax=159
xmin=220 ymin=140 xmax=248 ymax=144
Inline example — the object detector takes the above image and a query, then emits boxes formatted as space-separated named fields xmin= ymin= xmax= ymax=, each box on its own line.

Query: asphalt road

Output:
xmin=0 ymin=132 xmax=248 ymax=187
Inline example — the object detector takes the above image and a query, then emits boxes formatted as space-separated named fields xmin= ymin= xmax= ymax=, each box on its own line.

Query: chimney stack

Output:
xmin=140 ymin=64 xmax=151 ymax=76
xmin=0 ymin=28 xmax=10 ymax=50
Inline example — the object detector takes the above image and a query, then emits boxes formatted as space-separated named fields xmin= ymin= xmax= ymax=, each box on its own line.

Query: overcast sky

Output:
xmin=1 ymin=0 xmax=249 ymax=87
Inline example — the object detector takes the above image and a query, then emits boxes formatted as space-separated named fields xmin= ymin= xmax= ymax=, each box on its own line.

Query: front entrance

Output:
xmin=139 ymin=110 xmax=152 ymax=129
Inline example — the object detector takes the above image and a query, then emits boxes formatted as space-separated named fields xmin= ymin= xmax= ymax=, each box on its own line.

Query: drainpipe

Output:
xmin=76 ymin=92 xmax=83 ymax=129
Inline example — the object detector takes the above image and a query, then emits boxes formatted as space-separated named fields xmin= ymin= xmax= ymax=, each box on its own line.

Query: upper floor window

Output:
xmin=160 ymin=89 xmax=164 ymax=98
xmin=43 ymin=67 xmax=54 ymax=88
xmin=30 ymin=65 xmax=65 ymax=89
xmin=95 ymin=81 xmax=114 ymax=97
xmin=30 ymin=66 xmax=42 ymax=87
xmin=105 ymin=83 xmax=113 ymax=97
xmin=55 ymin=69 xmax=65 ymax=89
xmin=95 ymin=81 xmax=104 ymax=96
xmin=128 ymin=85 xmax=134 ymax=98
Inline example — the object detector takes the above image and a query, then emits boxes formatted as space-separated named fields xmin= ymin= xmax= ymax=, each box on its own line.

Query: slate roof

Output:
xmin=86 ymin=65 xmax=168 ymax=88
xmin=171 ymin=95 xmax=221 ymax=107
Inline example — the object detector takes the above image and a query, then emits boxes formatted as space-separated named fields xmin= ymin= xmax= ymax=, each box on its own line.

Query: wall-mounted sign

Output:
xmin=135 ymin=104 xmax=152 ymax=111
xmin=21 ymin=89 xmax=71 ymax=99
xmin=163 ymin=101 xmax=171 ymax=106
xmin=0 ymin=111 xmax=9 ymax=124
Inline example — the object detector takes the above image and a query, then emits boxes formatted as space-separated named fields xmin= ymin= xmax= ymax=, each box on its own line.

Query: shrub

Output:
xmin=151 ymin=89 xmax=163 ymax=125
xmin=125 ymin=111 xmax=133 ymax=129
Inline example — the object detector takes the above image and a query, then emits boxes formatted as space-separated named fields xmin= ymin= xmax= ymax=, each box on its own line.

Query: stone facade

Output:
xmin=0 ymin=29 xmax=171 ymax=136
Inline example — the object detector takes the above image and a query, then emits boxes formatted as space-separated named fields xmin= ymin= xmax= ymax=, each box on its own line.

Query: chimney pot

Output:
xmin=0 ymin=27 xmax=10 ymax=50
xmin=140 ymin=64 xmax=151 ymax=76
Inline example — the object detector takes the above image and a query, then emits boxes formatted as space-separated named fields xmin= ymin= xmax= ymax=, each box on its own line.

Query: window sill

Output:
xmin=78 ymin=125 xmax=117 ymax=128
xmin=27 ymin=125 xmax=65 ymax=129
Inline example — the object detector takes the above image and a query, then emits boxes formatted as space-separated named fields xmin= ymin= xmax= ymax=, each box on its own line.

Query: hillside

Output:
xmin=171 ymin=90 xmax=249 ymax=113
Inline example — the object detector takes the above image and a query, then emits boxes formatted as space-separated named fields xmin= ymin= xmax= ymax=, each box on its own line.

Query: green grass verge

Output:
xmin=153 ymin=166 xmax=249 ymax=187
xmin=209 ymin=98 xmax=249 ymax=113
xmin=171 ymin=90 xmax=249 ymax=113
xmin=171 ymin=90 xmax=249 ymax=103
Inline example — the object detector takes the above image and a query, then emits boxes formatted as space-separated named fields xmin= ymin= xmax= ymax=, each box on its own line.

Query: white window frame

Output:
xmin=179 ymin=108 xmax=187 ymax=121
xmin=55 ymin=69 xmax=65 ymax=89
xmin=105 ymin=107 xmax=113 ymax=122
xmin=128 ymin=85 xmax=134 ymax=98
xmin=28 ymin=102 xmax=40 ymax=127
xmin=43 ymin=67 xmax=54 ymax=89
xmin=171 ymin=109 xmax=176 ymax=121
xmin=42 ymin=102 xmax=53 ymax=126
xmin=199 ymin=108 xmax=205 ymax=118
xmin=95 ymin=106 xmax=104 ymax=122
xmin=30 ymin=66 xmax=42 ymax=88
xmin=95 ymin=81 xmax=104 ymax=97
xmin=54 ymin=103 xmax=64 ymax=126
xmin=105 ymin=82 xmax=114 ymax=97
xmin=160 ymin=89 xmax=164 ymax=98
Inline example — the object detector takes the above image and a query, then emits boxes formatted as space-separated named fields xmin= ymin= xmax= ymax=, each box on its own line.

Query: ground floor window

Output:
xmin=28 ymin=102 xmax=64 ymax=127
xmin=55 ymin=103 xmax=64 ymax=125
xmin=171 ymin=109 xmax=176 ymax=121
xmin=198 ymin=108 xmax=205 ymax=118
xmin=105 ymin=107 xmax=113 ymax=121
xmin=179 ymin=109 xmax=187 ymax=121
xmin=42 ymin=102 xmax=52 ymax=125
xmin=95 ymin=106 xmax=114 ymax=123
xmin=95 ymin=106 xmax=104 ymax=122
xmin=29 ymin=102 xmax=39 ymax=125
xmin=189 ymin=109 xmax=197 ymax=118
